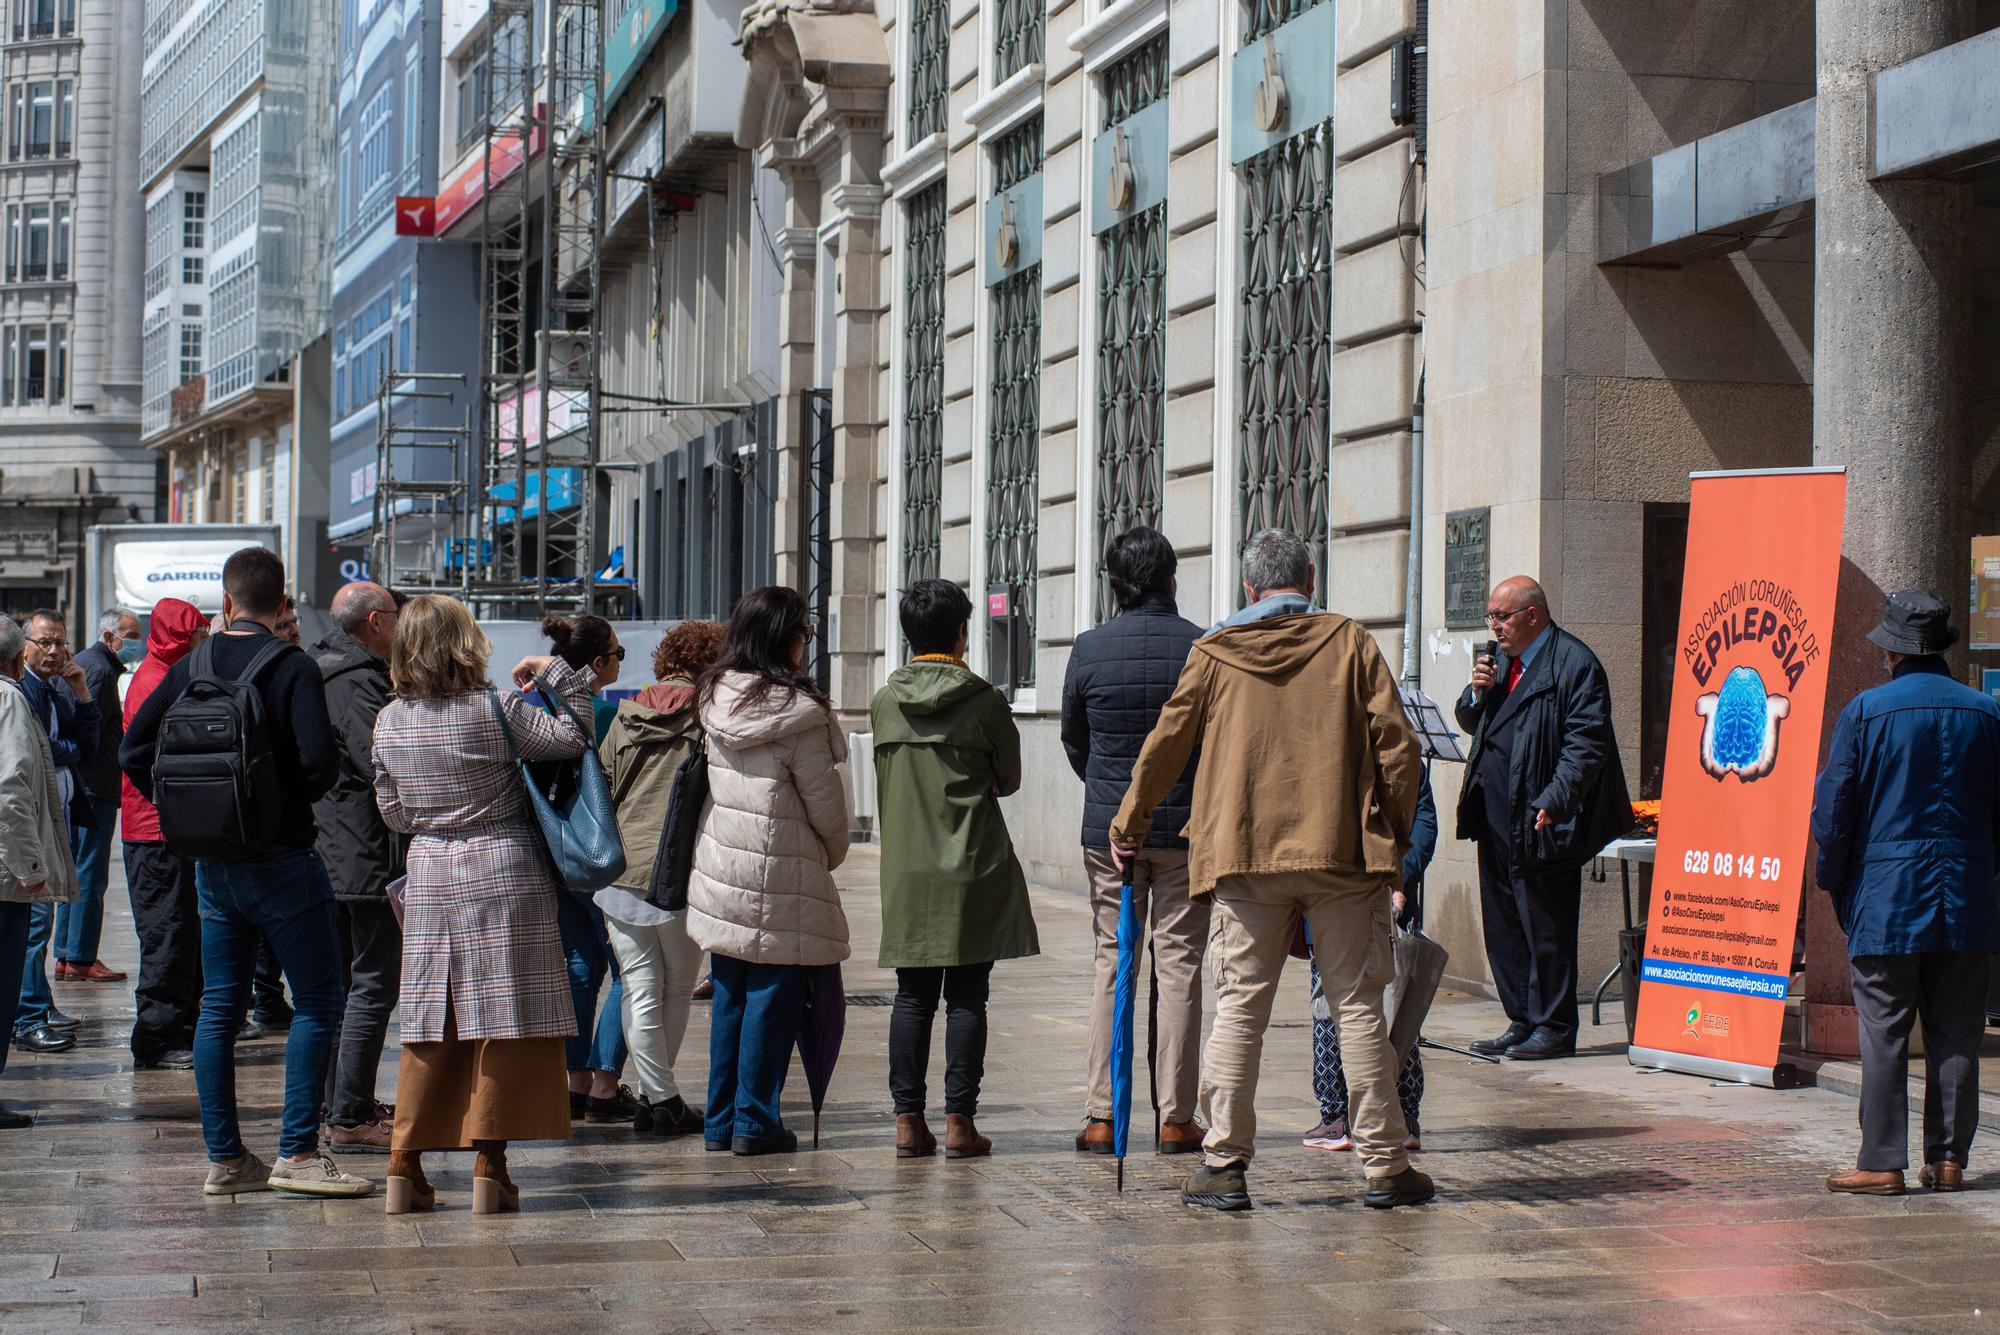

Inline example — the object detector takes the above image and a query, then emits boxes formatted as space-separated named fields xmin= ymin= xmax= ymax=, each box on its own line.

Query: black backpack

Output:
xmin=153 ymin=636 xmax=289 ymax=860
xmin=646 ymin=738 xmax=709 ymax=913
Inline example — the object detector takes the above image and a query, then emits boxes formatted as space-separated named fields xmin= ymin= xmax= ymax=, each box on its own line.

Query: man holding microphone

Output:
xmin=1455 ymin=577 xmax=1630 ymax=1060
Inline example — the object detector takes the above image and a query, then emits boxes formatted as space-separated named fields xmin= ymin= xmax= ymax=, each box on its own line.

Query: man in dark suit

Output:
xmin=1455 ymin=577 xmax=1631 ymax=1060
xmin=61 ymin=608 xmax=141 ymax=985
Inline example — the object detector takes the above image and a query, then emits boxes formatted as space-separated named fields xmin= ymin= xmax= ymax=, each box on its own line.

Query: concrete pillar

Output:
xmin=1803 ymin=0 xmax=1974 ymax=1049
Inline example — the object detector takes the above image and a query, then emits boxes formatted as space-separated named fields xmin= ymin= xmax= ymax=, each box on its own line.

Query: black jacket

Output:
xmin=74 ymin=642 xmax=125 ymax=805
xmin=310 ymin=630 xmax=404 ymax=900
xmin=1454 ymin=625 xmax=1632 ymax=872
xmin=120 ymin=622 xmax=338 ymax=852
xmin=1060 ymin=594 xmax=1202 ymax=849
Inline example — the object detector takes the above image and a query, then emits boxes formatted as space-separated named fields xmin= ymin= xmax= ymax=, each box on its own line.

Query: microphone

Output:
xmin=1472 ymin=639 xmax=1499 ymax=704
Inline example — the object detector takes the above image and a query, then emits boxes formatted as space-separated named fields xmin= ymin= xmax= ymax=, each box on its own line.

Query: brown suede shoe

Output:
xmin=1157 ymin=1119 xmax=1202 ymax=1155
xmin=1826 ymin=1168 xmax=1905 ymax=1195
xmin=1074 ymin=1118 xmax=1113 ymax=1155
xmin=1919 ymin=1161 xmax=1964 ymax=1192
xmin=944 ymin=1114 xmax=991 ymax=1159
xmin=895 ymin=1112 xmax=937 ymax=1159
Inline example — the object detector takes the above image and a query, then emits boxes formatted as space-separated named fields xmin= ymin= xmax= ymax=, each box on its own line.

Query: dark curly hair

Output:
xmin=653 ymin=620 xmax=725 ymax=682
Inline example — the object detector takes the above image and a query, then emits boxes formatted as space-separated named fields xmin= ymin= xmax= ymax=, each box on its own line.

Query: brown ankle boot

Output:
xmin=471 ymin=1139 xmax=520 ymax=1214
xmin=385 ymin=1150 xmax=434 ymax=1214
xmin=944 ymin=1114 xmax=990 ymax=1159
xmin=895 ymin=1112 xmax=937 ymax=1159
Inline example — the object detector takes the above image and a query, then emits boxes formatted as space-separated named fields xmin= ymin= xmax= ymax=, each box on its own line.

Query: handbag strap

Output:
xmin=486 ymin=689 xmax=528 ymax=769
xmin=532 ymin=672 xmax=595 ymax=740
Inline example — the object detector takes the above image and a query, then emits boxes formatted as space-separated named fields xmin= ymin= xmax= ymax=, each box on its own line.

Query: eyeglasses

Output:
xmin=1484 ymin=607 xmax=1533 ymax=628
xmin=25 ymin=637 xmax=65 ymax=649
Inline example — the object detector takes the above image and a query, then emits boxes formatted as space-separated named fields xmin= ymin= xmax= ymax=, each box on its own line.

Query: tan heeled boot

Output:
xmin=895 ymin=1112 xmax=937 ymax=1159
xmin=944 ymin=1114 xmax=991 ymax=1160
xmin=471 ymin=1140 xmax=520 ymax=1214
xmin=384 ymin=1149 xmax=434 ymax=1214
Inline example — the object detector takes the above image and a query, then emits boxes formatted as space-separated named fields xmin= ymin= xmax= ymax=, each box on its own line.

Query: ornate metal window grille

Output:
xmin=993 ymin=116 xmax=1044 ymax=191
xmin=1238 ymin=123 xmax=1334 ymax=585
xmin=1102 ymin=34 xmax=1169 ymax=130
xmin=1243 ymin=0 xmax=1324 ymax=44
xmin=1094 ymin=205 xmax=1166 ymax=620
xmin=902 ymin=183 xmax=947 ymax=585
xmin=994 ymin=0 xmax=1044 ymax=81
xmin=988 ymin=264 xmax=1042 ymax=686
xmin=908 ymin=0 xmax=950 ymax=141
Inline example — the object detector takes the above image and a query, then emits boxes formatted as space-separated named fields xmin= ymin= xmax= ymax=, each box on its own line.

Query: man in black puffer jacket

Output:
xmin=1060 ymin=527 xmax=1206 ymax=1155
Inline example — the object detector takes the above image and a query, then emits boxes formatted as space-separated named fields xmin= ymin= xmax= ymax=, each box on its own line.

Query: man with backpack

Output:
xmin=120 ymin=547 xmax=371 ymax=1199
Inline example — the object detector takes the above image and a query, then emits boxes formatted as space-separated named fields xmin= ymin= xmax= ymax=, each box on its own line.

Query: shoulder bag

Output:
xmin=645 ymin=736 xmax=709 ymax=913
xmin=487 ymin=679 xmax=627 ymax=892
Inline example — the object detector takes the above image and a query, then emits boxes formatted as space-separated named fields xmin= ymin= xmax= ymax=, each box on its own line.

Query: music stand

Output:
xmin=1395 ymin=686 xmax=1500 ymax=1062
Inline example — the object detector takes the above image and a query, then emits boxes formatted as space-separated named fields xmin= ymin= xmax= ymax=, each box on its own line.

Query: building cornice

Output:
xmin=965 ymin=63 xmax=1045 ymax=144
xmin=1069 ymin=0 xmax=1168 ymax=75
xmin=880 ymin=131 xmax=946 ymax=198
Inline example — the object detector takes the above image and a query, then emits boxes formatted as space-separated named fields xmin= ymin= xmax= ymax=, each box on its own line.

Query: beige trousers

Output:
xmin=1200 ymin=869 xmax=1409 ymax=1178
xmin=1083 ymin=848 xmax=1210 ymax=1124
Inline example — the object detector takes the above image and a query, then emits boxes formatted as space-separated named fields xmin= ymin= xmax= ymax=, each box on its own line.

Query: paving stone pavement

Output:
xmin=4 ymin=846 xmax=2000 ymax=1332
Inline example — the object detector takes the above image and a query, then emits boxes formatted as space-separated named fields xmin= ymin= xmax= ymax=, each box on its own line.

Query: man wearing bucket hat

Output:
xmin=1812 ymin=590 xmax=2000 ymax=1197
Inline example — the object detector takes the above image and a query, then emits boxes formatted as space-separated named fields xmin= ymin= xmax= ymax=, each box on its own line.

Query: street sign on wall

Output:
xmin=1972 ymin=535 xmax=2000 ymax=651
xmin=1443 ymin=507 xmax=1489 ymax=628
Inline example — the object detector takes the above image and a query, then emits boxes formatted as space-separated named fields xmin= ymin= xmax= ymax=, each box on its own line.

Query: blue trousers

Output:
xmin=705 ymin=954 xmax=804 ymax=1143
xmin=193 ymin=849 xmax=345 ymax=1162
xmin=12 ymin=904 xmax=52 ymax=1033
xmin=0 ymin=902 xmax=30 ymax=1080
xmin=58 ymin=796 xmax=119 ymax=965
xmin=1309 ymin=954 xmax=1424 ymax=1127
xmin=556 ymin=894 xmax=627 ymax=1075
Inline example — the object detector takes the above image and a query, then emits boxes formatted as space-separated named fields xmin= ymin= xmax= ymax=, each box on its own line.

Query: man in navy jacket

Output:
xmin=1813 ymin=591 xmax=2000 ymax=1196
xmin=1060 ymin=527 xmax=1206 ymax=1155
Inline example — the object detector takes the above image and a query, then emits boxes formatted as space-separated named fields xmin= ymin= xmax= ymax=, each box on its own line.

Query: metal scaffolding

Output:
xmin=368 ymin=370 xmax=474 ymax=599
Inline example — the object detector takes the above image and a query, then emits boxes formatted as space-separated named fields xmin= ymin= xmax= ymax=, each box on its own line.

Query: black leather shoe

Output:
xmin=586 ymin=1085 xmax=640 ymax=1124
xmin=703 ymin=1138 xmax=730 ymax=1152
xmin=45 ymin=1008 xmax=81 ymax=1032
xmin=731 ymin=1129 xmax=799 ymax=1156
xmin=1505 ymin=1029 xmax=1577 ymax=1061
xmin=1468 ymin=1023 xmax=1531 ymax=1056
xmin=13 ymin=1024 xmax=74 ymax=1054
xmin=0 ymin=1103 xmax=31 ymax=1129
xmin=250 ymin=1007 xmax=292 ymax=1031
xmin=1363 ymin=1166 xmax=1437 ymax=1209
xmin=136 ymin=1048 xmax=195 ymax=1071
xmin=237 ymin=1016 xmax=268 ymax=1041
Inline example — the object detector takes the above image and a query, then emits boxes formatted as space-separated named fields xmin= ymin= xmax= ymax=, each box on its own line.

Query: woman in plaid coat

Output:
xmin=370 ymin=595 xmax=593 ymax=1216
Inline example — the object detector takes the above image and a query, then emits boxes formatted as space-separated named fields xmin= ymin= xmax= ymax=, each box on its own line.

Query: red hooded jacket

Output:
xmin=120 ymin=599 xmax=207 ymax=842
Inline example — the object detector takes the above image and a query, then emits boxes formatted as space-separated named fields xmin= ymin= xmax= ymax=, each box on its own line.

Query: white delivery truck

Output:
xmin=84 ymin=523 xmax=284 ymax=630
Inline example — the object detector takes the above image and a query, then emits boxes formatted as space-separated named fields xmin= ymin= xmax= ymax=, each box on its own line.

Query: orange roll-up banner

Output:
xmin=1630 ymin=467 xmax=1847 ymax=1087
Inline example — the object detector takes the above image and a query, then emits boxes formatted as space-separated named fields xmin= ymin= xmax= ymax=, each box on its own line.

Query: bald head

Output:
xmin=1487 ymin=576 xmax=1551 ymax=655
xmin=331 ymin=582 xmax=399 ymax=657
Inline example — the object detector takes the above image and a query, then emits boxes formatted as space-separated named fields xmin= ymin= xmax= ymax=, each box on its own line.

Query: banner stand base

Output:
xmin=1629 ymin=1045 xmax=1799 ymax=1090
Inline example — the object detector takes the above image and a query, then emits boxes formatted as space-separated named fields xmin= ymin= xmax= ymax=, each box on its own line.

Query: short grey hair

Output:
xmin=1240 ymin=528 xmax=1313 ymax=597
xmin=0 ymin=615 xmax=22 ymax=669
xmin=330 ymin=582 xmax=395 ymax=633
xmin=99 ymin=606 xmax=136 ymax=636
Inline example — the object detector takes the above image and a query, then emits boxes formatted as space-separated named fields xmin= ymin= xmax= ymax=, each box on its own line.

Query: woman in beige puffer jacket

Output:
xmin=689 ymin=586 xmax=849 ymax=1155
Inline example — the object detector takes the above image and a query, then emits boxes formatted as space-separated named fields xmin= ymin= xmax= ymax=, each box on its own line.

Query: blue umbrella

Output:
xmin=1108 ymin=860 xmax=1151 ymax=1191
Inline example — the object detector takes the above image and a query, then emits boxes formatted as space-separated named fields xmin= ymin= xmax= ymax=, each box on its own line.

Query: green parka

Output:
xmin=871 ymin=661 xmax=1040 ymax=968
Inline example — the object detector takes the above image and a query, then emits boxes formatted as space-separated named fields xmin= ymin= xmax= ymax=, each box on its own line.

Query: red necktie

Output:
xmin=1505 ymin=658 xmax=1524 ymax=693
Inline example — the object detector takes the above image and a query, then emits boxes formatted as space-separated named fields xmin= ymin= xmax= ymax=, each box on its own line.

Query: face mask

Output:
xmin=118 ymin=637 xmax=146 ymax=666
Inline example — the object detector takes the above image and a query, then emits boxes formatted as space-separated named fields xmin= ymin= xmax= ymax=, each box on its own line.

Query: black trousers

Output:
xmin=1850 ymin=950 xmax=1990 ymax=1172
xmin=252 ymin=935 xmax=287 ymax=1017
xmin=1476 ymin=832 xmax=1582 ymax=1040
xmin=324 ymin=900 xmax=404 ymax=1126
xmin=123 ymin=841 xmax=203 ymax=1062
xmin=889 ymin=963 xmax=995 ymax=1118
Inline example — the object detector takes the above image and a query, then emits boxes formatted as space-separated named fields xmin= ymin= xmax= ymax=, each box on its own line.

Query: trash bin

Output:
xmin=1619 ymin=924 xmax=1647 ymax=1046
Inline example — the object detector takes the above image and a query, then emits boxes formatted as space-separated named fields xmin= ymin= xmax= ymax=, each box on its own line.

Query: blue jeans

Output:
xmin=193 ymin=849 xmax=345 ymax=1162
xmin=58 ymin=796 xmax=119 ymax=965
xmin=556 ymin=894 xmax=626 ymax=1075
xmin=0 ymin=902 xmax=30 ymax=1080
xmin=705 ymin=954 xmax=804 ymax=1143
xmin=12 ymin=904 xmax=52 ymax=1033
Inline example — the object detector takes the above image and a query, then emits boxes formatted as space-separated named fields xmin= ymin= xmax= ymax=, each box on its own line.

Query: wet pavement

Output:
xmin=2 ymin=846 xmax=1997 ymax=1332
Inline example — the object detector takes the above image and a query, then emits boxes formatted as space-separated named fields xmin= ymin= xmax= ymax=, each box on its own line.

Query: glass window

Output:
xmin=901 ymin=183 xmax=946 ymax=584
xmin=182 ymin=190 xmax=206 ymax=248
xmin=59 ymin=0 xmax=73 ymax=39
xmin=24 ymin=324 xmax=46 ymax=402
xmin=6 ymin=86 xmax=19 ymax=161
xmin=51 ymin=201 xmax=67 ymax=280
xmin=180 ymin=323 xmax=202 ymax=380
xmin=3 ymin=204 xmax=17 ymax=282
xmin=24 ymin=203 xmax=47 ymax=281
xmin=2 ymin=327 xmax=13 ymax=405
xmin=56 ymin=81 xmax=71 ymax=157
xmin=49 ymin=323 xmax=63 ymax=403
xmin=26 ymin=81 xmax=52 ymax=159
xmin=357 ymin=84 xmax=394 ymax=206
xmin=182 ymin=255 xmax=204 ymax=284
xmin=455 ymin=45 xmax=489 ymax=154
xmin=907 ymin=0 xmax=949 ymax=141
xmin=403 ymin=54 xmax=422 ymax=176
xmin=25 ymin=0 xmax=55 ymax=39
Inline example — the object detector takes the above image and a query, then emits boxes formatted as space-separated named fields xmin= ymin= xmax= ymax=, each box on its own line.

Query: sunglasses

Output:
xmin=599 ymin=646 xmax=627 ymax=661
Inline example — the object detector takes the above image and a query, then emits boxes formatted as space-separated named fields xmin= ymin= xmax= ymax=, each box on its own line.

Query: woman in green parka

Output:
xmin=871 ymin=579 xmax=1040 ymax=1160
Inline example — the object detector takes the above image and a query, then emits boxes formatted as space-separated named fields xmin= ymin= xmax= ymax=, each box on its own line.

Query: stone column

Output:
xmin=1803 ymin=0 xmax=1974 ymax=1050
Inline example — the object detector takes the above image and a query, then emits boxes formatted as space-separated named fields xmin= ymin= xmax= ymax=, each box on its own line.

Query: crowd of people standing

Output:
xmin=0 ymin=524 xmax=1986 ymax=1215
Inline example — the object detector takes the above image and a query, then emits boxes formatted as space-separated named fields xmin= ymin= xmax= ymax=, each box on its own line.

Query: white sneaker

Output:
xmin=269 ymin=1150 xmax=377 ymax=1198
xmin=204 ymin=1151 xmax=271 ymax=1196
xmin=1302 ymin=1119 xmax=1354 ymax=1152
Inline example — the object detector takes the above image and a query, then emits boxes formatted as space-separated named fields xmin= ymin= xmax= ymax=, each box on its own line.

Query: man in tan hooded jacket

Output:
xmin=1112 ymin=529 xmax=1434 ymax=1211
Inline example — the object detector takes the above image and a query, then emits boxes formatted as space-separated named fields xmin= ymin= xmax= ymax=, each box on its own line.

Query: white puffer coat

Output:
xmin=687 ymin=671 xmax=851 ymax=966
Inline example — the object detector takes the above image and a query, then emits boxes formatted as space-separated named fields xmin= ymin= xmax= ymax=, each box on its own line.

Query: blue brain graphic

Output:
xmin=1710 ymin=666 xmax=1769 ymax=770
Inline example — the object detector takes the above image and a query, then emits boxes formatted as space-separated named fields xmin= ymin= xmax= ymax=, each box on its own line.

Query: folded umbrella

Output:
xmin=1109 ymin=862 xmax=1144 ymax=1191
xmin=795 ymin=962 xmax=847 ymax=1149
xmin=1383 ymin=922 xmax=1450 ymax=1067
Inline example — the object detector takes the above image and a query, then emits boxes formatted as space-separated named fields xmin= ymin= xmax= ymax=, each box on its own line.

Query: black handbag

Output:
xmin=645 ymin=737 xmax=709 ymax=912
xmin=487 ymin=681 xmax=627 ymax=893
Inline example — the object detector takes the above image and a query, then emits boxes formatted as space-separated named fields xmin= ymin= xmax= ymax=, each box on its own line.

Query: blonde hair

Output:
xmin=390 ymin=595 xmax=491 ymax=699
